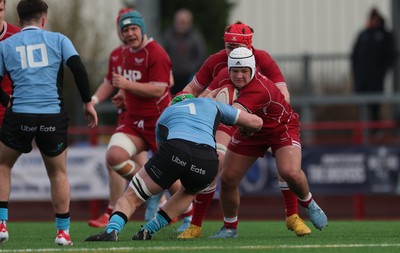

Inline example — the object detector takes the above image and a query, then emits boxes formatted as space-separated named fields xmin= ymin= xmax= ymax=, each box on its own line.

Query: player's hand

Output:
xmin=83 ymin=102 xmax=98 ymax=128
xmin=112 ymin=90 xmax=126 ymax=109
xmin=112 ymin=72 xmax=128 ymax=89
xmin=237 ymin=126 xmax=255 ymax=138
xmin=205 ymin=88 xmax=220 ymax=99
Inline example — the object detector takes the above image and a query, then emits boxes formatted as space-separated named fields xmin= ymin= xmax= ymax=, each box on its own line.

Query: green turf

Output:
xmin=0 ymin=220 xmax=399 ymax=252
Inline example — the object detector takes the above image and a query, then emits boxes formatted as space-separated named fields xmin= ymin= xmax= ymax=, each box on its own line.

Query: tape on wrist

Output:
xmin=91 ymin=95 xmax=99 ymax=105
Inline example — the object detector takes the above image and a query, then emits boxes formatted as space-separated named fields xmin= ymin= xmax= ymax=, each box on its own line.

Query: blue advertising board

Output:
xmin=238 ymin=145 xmax=400 ymax=196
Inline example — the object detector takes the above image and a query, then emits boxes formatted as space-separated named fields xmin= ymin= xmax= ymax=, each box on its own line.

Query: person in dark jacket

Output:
xmin=351 ymin=7 xmax=397 ymax=122
xmin=162 ymin=9 xmax=207 ymax=95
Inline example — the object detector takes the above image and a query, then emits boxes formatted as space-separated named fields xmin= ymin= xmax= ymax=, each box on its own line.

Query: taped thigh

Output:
xmin=216 ymin=143 xmax=227 ymax=156
xmin=129 ymin=173 xmax=152 ymax=202
xmin=107 ymin=132 xmax=137 ymax=157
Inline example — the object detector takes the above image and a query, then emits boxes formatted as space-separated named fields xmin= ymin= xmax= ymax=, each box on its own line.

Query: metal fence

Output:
xmin=83 ymin=53 xmax=400 ymax=145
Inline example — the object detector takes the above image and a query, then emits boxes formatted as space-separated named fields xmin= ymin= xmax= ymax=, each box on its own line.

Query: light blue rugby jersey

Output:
xmin=156 ymin=98 xmax=240 ymax=148
xmin=0 ymin=26 xmax=78 ymax=113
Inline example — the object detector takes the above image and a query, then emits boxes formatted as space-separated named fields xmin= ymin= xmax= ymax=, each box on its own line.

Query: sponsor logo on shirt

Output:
xmin=21 ymin=125 xmax=56 ymax=132
xmin=135 ymin=57 xmax=144 ymax=65
xmin=231 ymin=135 xmax=241 ymax=145
xmin=111 ymin=55 xmax=119 ymax=62
xmin=191 ymin=165 xmax=205 ymax=175
xmin=122 ymin=69 xmax=142 ymax=81
xmin=172 ymin=155 xmax=187 ymax=166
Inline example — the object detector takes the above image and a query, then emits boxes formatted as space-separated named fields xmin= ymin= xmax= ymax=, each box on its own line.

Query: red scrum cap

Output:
xmin=224 ymin=21 xmax=253 ymax=49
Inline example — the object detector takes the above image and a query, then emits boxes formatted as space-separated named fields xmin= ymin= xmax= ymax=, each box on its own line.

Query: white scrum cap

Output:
xmin=228 ymin=47 xmax=256 ymax=79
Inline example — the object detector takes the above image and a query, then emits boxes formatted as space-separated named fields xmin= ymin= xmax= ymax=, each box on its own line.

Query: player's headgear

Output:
xmin=117 ymin=8 xmax=134 ymax=29
xmin=171 ymin=91 xmax=195 ymax=105
xmin=116 ymin=8 xmax=133 ymax=41
xmin=119 ymin=10 xmax=146 ymax=36
xmin=224 ymin=21 xmax=253 ymax=49
xmin=228 ymin=47 xmax=256 ymax=79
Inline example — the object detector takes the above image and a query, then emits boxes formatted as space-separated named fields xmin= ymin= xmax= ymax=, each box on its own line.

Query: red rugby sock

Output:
xmin=190 ymin=190 xmax=215 ymax=227
xmin=281 ymin=189 xmax=298 ymax=217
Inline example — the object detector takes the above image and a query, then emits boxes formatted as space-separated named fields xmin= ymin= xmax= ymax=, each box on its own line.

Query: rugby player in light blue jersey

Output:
xmin=85 ymin=93 xmax=262 ymax=241
xmin=0 ymin=0 xmax=97 ymax=246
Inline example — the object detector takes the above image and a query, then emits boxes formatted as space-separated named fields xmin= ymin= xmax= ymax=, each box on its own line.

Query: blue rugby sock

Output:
xmin=143 ymin=210 xmax=170 ymax=234
xmin=106 ymin=213 xmax=126 ymax=234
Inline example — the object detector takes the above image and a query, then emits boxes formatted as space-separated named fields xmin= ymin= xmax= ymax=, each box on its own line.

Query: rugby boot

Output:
xmin=177 ymin=224 xmax=202 ymax=239
xmin=286 ymin=214 xmax=311 ymax=236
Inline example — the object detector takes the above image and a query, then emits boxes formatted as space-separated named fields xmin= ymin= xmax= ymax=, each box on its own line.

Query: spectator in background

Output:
xmin=0 ymin=0 xmax=97 ymax=246
xmin=0 ymin=0 xmax=21 ymax=128
xmin=351 ymin=7 xmax=397 ymax=123
xmin=163 ymin=8 xmax=207 ymax=95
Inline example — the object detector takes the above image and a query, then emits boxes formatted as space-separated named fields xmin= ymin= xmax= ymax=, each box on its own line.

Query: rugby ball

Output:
xmin=215 ymin=84 xmax=239 ymax=105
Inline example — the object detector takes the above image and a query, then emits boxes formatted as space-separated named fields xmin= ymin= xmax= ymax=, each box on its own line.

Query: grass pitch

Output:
xmin=0 ymin=220 xmax=399 ymax=253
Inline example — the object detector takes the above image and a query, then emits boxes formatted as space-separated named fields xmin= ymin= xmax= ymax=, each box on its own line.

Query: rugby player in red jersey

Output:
xmin=105 ymin=10 xmax=192 ymax=230
xmin=208 ymin=47 xmax=328 ymax=238
xmin=87 ymin=8 xmax=153 ymax=228
xmin=0 ymin=0 xmax=21 ymax=127
xmin=178 ymin=21 xmax=310 ymax=238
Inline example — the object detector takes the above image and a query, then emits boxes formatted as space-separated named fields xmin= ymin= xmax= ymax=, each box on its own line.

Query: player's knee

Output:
xmin=220 ymin=173 xmax=238 ymax=189
xmin=111 ymin=160 xmax=138 ymax=180
xmin=107 ymin=133 xmax=137 ymax=160
xmin=106 ymin=147 xmax=128 ymax=166
xmin=279 ymin=168 xmax=301 ymax=183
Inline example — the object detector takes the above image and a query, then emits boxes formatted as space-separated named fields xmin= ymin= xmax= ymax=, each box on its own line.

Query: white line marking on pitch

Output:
xmin=1 ymin=243 xmax=400 ymax=252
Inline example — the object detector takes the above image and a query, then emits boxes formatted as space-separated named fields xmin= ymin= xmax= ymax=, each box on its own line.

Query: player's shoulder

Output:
xmin=145 ymin=39 xmax=170 ymax=58
xmin=4 ymin=22 xmax=21 ymax=35
xmin=216 ymin=66 xmax=229 ymax=77
xmin=42 ymin=30 xmax=68 ymax=41
xmin=201 ymin=50 xmax=227 ymax=71
xmin=110 ymin=44 xmax=126 ymax=55
xmin=206 ymin=49 xmax=228 ymax=62
xmin=253 ymin=47 xmax=273 ymax=60
xmin=242 ymin=73 xmax=271 ymax=91
xmin=146 ymin=39 xmax=167 ymax=52
xmin=195 ymin=97 xmax=219 ymax=110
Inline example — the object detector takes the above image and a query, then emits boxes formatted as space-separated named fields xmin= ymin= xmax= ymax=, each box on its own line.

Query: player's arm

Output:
xmin=112 ymin=72 xmax=166 ymax=98
xmin=66 ymin=55 xmax=91 ymax=103
xmin=235 ymin=108 xmax=262 ymax=136
xmin=92 ymin=80 xmax=115 ymax=105
xmin=182 ymin=79 xmax=206 ymax=97
xmin=218 ymin=101 xmax=262 ymax=135
xmin=232 ymin=102 xmax=262 ymax=137
xmin=277 ymin=84 xmax=290 ymax=103
xmin=258 ymin=51 xmax=290 ymax=103
xmin=66 ymin=55 xmax=98 ymax=127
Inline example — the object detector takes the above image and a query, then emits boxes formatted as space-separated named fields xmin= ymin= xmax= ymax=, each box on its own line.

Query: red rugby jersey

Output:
xmin=121 ymin=38 xmax=172 ymax=119
xmin=0 ymin=22 xmax=21 ymax=125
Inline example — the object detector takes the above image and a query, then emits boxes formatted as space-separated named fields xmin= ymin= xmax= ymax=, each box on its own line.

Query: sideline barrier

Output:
xmin=13 ymin=145 xmax=399 ymax=199
xmin=10 ymin=147 xmax=109 ymax=200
